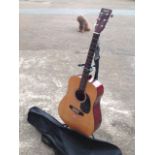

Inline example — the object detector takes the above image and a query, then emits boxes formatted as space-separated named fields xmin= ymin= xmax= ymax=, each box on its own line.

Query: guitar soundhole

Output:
xmin=75 ymin=90 xmax=85 ymax=101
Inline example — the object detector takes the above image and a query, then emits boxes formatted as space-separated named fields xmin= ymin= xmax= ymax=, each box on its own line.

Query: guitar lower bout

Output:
xmin=58 ymin=75 xmax=104 ymax=136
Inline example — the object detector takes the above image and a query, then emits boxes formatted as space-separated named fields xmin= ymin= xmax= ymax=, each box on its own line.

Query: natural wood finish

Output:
xmin=58 ymin=75 xmax=103 ymax=136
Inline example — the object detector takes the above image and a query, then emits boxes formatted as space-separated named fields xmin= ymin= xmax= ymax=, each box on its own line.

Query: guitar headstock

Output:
xmin=94 ymin=8 xmax=112 ymax=34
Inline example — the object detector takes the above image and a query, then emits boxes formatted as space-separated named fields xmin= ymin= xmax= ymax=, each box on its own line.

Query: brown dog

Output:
xmin=77 ymin=16 xmax=90 ymax=32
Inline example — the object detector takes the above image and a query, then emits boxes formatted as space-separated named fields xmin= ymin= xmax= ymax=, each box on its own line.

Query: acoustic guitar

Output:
xmin=58 ymin=8 xmax=112 ymax=136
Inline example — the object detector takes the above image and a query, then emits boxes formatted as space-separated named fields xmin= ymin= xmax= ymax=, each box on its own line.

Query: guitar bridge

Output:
xmin=69 ymin=105 xmax=84 ymax=116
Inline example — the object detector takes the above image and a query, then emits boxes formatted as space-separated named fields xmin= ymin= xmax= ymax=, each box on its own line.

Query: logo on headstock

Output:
xmin=94 ymin=8 xmax=113 ymax=34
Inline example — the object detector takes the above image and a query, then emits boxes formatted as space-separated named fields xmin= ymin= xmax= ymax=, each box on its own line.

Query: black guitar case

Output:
xmin=27 ymin=106 xmax=122 ymax=155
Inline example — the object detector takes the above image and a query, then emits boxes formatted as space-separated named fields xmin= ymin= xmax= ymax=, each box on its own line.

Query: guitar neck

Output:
xmin=79 ymin=33 xmax=100 ymax=91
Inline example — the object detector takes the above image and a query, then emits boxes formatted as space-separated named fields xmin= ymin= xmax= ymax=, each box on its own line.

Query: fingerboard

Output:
xmin=78 ymin=8 xmax=112 ymax=92
xmin=79 ymin=33 xmax=100 ymax=91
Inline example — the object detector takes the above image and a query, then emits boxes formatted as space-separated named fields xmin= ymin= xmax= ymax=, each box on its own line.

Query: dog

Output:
xmin=77 ymin=16 xmax=90 ymax=32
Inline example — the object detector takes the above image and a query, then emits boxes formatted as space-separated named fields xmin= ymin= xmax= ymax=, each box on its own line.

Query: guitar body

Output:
xmin=58 ymin=8 xmax=112 ymax=136
xmin=58 ymin=75 xmax=104 ymax=136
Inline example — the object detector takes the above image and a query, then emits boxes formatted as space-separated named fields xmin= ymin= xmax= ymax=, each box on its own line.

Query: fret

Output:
xmin=92 ymin=34 xmax=100 ymax=40
xmin=88 ymin=50 xmax=95 ymax=55
xmin=91 ymin=40 xmax=98 ymax=45
xmin=91 ymin=39 xmax=98 ymax=45
xmin=87 ymin=55 xmax=93 ymax=61
xmin=92 ymin=35 xmax=99 ymax=41
xmin=79 ymin=33 xmax=100 ymax=91
xmin=78 ymin=8 xmax=112 ymax=92
xmin=85 ymin=61 xmax=91 ymax=66
xmin=88 ymin=50 xmax=94 ymax=55
xmin=86 ymin=50 xmax=97 ymax=64
xmin=86 ymin=60 xmax=92 ymax=66
xmin=90 ymin=44 xmax=97 ymax=49
xmin=86 ymin=54 xmax=92 ymax=59
xmin=86 ymin=59 xmax=92 ymax=65
xmin=89 ymin=47 xmax=96 ymax=52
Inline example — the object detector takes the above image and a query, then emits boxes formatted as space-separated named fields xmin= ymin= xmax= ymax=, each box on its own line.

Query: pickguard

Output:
xmin=69 ymin=93 xmax=91 ymax=116
xmin=80 ymin=94 xmax=91 ymax=113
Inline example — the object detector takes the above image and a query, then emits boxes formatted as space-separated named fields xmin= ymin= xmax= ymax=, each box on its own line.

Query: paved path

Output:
xmin=20 ymin=8 xmax=135 ymax=16
xmin=20 ymin=1 xmax=135 ymax=155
